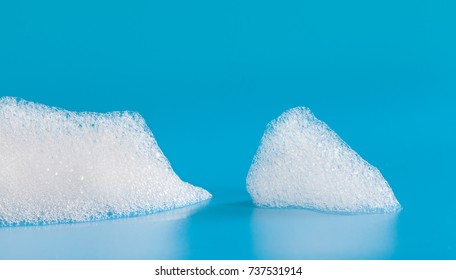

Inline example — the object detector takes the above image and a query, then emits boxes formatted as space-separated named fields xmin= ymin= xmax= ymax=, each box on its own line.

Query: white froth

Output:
xmin=247 ymin=107 xmax=400 ymax=213
xmin=0 ymin=97 xmax=211 ymax=226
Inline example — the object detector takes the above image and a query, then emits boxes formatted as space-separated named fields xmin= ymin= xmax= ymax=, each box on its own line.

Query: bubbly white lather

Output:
xmin=0 ymin=97 xmax=211 ymax=226
xmin=247 ymin=107 xmax=400 ymax=213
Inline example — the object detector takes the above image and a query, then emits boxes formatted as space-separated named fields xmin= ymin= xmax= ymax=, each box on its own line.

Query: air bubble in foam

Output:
xmin=0 ymin=97 xmax=211 ymax=226
xmin=247 ymin=107 xmax=400 ymax=213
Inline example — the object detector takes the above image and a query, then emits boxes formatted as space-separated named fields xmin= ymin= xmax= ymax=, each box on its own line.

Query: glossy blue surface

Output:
xmin=0 ymin=0 xmax=455 ymax=259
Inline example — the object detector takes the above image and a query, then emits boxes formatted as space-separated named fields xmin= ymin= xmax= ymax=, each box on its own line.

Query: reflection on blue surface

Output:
xmin=252 ymin=209 xmax=397 ymax=259
xmin=0 ymin=189 xmax=399 ymax=260
xmin=0 ymin=203 xmax=206 ymax=259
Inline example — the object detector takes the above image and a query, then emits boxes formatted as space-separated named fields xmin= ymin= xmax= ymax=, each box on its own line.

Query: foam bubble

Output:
xmin=247 ymin=107 xmax=400 ymax=213
xmin=0 ymin=97 xmax=211 ymax=226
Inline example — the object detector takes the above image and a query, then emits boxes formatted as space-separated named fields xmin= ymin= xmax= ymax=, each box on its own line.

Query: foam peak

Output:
xmin=247 ymin=107 xmax=400 ymax=213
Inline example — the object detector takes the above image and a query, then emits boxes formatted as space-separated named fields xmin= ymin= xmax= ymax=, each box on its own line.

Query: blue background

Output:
xmin=0 ymin=0 xmax=455 ymax=259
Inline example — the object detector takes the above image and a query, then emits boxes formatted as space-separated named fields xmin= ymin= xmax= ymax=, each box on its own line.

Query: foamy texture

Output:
xmin=0 ymin=97 xmax=211 ymax=226
xmin=247 ymin=107 xmax=400 ymax=213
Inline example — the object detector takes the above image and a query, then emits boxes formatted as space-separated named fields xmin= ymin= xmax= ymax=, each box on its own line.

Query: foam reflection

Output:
xmin=0 ymin=202 xmax=207 ymax=259
xmin=252 ymin=208 xmax=398 ymax=259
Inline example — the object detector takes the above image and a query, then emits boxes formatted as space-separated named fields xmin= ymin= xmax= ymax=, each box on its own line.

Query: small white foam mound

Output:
xmin=247 ymin=107 xmax=400 ymax=213
xmin=0 ymin=97 xmax=211 ymax=226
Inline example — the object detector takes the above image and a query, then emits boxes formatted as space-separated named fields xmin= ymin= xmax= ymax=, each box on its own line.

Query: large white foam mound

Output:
xmin=247 ymin=107 xmax=400 ymax=213
xmin=0 ymin=97 xmax=211 ymax=226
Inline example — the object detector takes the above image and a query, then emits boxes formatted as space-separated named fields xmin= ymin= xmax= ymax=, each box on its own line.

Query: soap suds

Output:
xmin=0 ymin=97 xmax=211 ymax=226
xmin=247 ymin=107 xmax=400 ymax=213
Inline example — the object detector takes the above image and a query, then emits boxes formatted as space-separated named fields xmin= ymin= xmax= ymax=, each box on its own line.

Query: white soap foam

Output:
xmin=0 ymin=97 xmax=211 ymax=226
xmin=247 ymin=107 xmax=400 ymax=213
